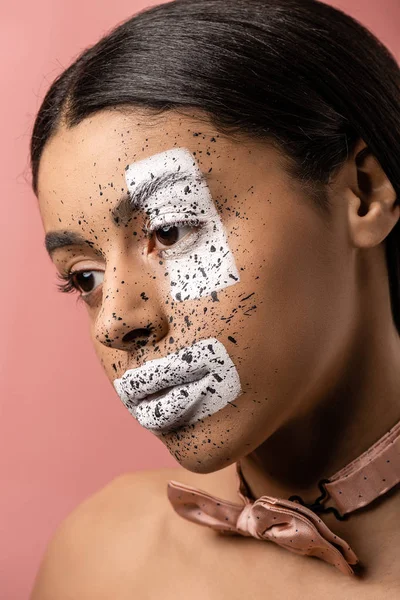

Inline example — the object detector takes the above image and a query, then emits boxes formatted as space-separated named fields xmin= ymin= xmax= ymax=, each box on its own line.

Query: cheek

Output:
xmin=227 ymin=220 xmax=345 ymax=408
xmin=166 ymin=218 xmax=240 ymax=302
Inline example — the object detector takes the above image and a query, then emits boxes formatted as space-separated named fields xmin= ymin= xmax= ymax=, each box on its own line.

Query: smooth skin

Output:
xmin=31 ymin=108 xmax=400 ymax=598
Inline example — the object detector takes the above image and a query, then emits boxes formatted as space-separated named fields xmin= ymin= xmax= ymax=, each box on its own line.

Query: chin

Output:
xmin=159 ymin=424 xmax=242 ymax=474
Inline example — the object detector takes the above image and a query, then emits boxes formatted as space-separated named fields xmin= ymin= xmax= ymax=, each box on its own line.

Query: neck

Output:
xmin=239 ymin=309 xmax=400 ymax=581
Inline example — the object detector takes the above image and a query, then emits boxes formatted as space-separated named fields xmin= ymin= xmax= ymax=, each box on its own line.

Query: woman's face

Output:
xmin=37 ymin=109 xmax=354 ymax=472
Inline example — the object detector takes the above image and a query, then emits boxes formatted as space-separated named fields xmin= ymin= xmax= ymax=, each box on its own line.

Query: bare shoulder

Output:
xmin=29 ymin=465 xmax=398 ymax=600
xmin=29 ymin=467 xmax=185 ymax=600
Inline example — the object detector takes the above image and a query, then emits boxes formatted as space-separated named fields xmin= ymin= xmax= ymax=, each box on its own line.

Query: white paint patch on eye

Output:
xmin=124 ymin=148 xmax=240 ymax=301
xmin=113 ymin=337 xmax=241 ymax=434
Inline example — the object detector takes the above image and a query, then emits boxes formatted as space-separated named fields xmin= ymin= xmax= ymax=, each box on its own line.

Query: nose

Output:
xmin=94 ymin=263 xmax=169 ymax=351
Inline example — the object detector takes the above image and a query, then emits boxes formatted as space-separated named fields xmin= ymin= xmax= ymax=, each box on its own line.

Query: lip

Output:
xmin=143 ymin=386 xmax=176 ymax=402
xmin=113 ymin=337 xmax=241 ymax=434
xmin=134 ymin=373 xmax=213 ymax=427
xmin=114 ymin=356 xmax=209 ymax=407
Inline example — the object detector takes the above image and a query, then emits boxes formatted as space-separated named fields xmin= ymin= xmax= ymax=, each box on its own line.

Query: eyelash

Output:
xmin=144 ymin=216 xmax=202 ymax=237
xmin=56 ymin=218 xmax=204 ymax=297
xmin=56 ymin=272 xmax=86 ymax=302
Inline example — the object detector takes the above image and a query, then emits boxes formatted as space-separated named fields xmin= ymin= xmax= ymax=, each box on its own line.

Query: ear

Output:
xmin=347 ymin=139 xmax=399 ymax=248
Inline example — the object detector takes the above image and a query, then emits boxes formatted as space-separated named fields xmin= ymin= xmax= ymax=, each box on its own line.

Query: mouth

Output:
xmin=141 ymin=376 xmax=205 ymax=404
xmin=113 ymin=337 xmax=241 ymax=434
xmin=114 ymin=361 xmax=209 ymax=407
xmin=143 ymin=386 xmax=176 ymax=402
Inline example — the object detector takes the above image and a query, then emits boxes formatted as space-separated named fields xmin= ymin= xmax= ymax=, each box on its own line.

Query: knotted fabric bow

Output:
xmin=167 ymin=469 xmax=359 ymax=576
xmin=167 ymin=419 xmax=400 ymax=575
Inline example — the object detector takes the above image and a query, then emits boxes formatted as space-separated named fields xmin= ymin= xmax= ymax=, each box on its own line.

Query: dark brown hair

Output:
xmin=30 ymin=0 xmax=400 ymax=331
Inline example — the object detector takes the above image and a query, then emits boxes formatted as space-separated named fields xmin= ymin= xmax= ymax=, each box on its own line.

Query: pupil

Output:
xmin=155 ymin=225 xmax=179 ymax=246
xmin=75 ymin=271 xmax=94 ymax=293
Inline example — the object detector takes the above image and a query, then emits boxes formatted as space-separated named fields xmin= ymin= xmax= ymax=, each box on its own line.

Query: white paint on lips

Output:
xmin=113 ymin=338 xmax=241 ymax=434
xmin=124 ymin=147 xmax=240 ymax=301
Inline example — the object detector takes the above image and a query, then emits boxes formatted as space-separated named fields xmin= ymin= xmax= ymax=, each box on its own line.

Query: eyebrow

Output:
xmin=111 ymin=168 xmax=203 ymax=226
xmin=44 ymin=167 xmax=208 ymax=257
xmin=45 ymin=230 xmax=90 ymax=257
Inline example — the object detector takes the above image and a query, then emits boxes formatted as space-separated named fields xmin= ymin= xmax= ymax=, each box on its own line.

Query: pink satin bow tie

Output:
xmin=167 ymin=470 xmax=358 ymax=576
xmin=167 ymin=419 xmax=400 ymax=576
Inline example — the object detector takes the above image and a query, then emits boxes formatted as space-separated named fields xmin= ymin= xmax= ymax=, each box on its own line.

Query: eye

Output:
xmin=57 ymin=270 xmax=104 ymax=298
xmin=71 ymin=271 xmax=104 ymax=295
xmin=153 ymin=223 xmax=195 ymax=249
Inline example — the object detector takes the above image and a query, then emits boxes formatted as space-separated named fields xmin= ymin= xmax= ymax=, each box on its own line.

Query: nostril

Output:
xmin=122 ymin=327 xmax=153 ymax=344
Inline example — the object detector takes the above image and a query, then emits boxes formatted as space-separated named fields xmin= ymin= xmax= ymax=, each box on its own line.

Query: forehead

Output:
xmin=37 ymin=109 xmax=293 ymax=232
xmin=38 ymin=113 xmax=215 ymax=230
xmin=38 ymin=110 xmax=227 ymax=198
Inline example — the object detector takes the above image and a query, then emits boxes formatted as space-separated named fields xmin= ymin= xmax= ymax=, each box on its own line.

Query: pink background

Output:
xmin=1 ymin=1 xmax=399 ymax=597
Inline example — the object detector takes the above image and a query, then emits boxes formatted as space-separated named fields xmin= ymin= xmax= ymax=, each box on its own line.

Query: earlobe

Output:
xmin=348 ymin=195 xmax=399 ymax=249
xmin=348 ymin=190 xmax=399 ymax=249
